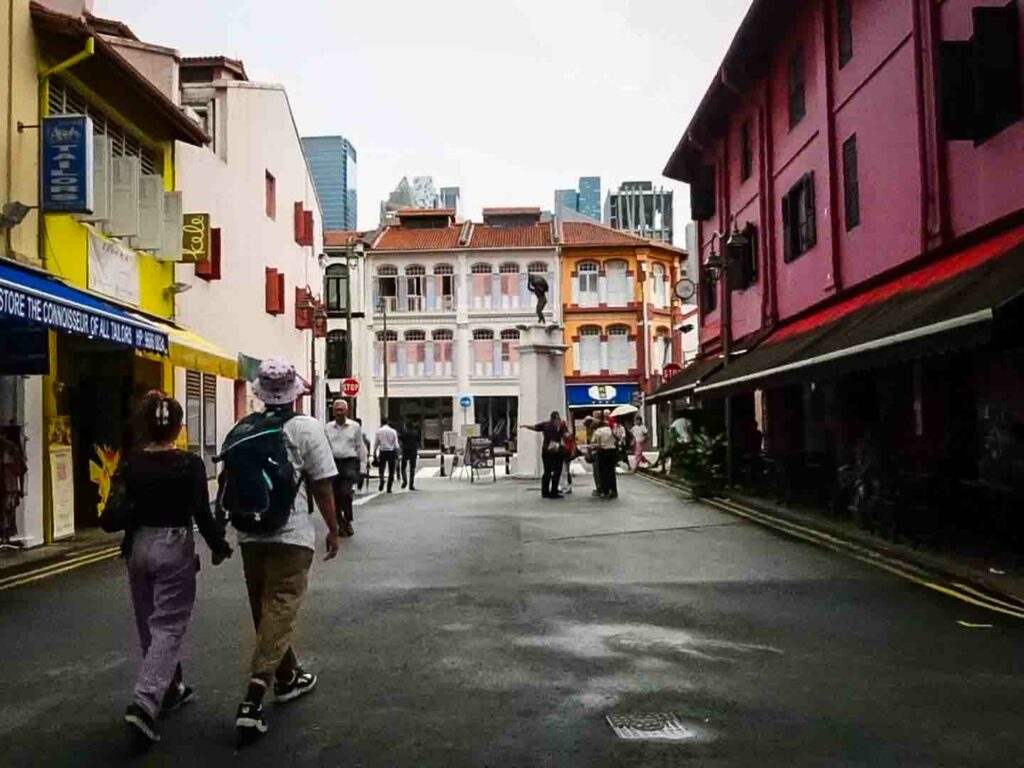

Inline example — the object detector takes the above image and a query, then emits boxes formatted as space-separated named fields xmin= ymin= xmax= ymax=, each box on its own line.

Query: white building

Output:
xmin=322 ymin=230 xmax=371 ymax=420
xmin=175 ymin=56 xmax=325 ymax=467
xmin=357 ymin=208 xmax=560 ymax=448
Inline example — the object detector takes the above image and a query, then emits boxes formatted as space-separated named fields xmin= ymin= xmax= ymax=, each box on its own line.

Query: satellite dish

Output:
xmin=674 ymin=278 xmax=696 ymax=302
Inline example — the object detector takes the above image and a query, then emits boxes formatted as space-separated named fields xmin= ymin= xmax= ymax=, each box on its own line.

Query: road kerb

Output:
xmin=0 ymin=547 xmax=121 ymax=592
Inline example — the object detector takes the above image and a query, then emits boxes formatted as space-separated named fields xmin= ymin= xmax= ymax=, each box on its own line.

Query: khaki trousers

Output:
xmin=240 ymin=543 xmax=314 ymax=679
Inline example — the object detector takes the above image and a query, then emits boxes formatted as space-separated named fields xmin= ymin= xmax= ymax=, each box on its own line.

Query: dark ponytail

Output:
xmin=138 ymin=390 xmax=184 ymax=445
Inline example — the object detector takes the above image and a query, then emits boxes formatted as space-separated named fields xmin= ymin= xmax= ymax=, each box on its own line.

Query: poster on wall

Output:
xmin=87 ymin=227 xmax=140 ymax=306
xmin=49 ymin=445 xmax=74 ymax=540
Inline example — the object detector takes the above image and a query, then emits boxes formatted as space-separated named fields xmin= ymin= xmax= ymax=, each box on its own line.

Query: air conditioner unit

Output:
xmin=135 ymin=174 xmax=164 ymax=251
xmin=108 ymin=155 xmax=140 ymax=237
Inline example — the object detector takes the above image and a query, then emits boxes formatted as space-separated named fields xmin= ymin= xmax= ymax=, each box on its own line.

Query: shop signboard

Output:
xmin=566 ymin=383 xmax=639 ymax=408
xmin=181 ymin=212 xmax=211 ymax=263
xmin=41 ymin=114 xmax=94 ymax=214
xmin=87 ymin=227 xmax=140 ymax=306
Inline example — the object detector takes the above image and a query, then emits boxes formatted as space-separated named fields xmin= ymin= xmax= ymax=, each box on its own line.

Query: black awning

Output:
xmin=647 ymin=357 xmax=724 ymax=403
xmin=696 ymin=225 xmax=1024 ymax=396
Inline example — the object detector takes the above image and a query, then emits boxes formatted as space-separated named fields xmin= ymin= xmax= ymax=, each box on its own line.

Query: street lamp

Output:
xmin=703 ymin=222 xmax=749 ymax=486
xmin=377 ymin=292 xmax=390 ymax=423
xmin=345 ymin=242 xmax=363 ymax=393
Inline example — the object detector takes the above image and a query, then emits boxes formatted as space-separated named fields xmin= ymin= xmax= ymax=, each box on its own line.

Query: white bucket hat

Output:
xmin=252 ymin=359 xmax=307 ymax=406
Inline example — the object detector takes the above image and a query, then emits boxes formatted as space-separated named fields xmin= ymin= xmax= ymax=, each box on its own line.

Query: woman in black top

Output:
xmin=114 ymin=391 xmax=232 ymax=748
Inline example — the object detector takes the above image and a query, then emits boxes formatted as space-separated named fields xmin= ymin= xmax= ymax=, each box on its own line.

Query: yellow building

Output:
xmin=0 ymin=4 xmax=220 ymax=546
xmin=558 ymin=221 xmax=685 ymax=435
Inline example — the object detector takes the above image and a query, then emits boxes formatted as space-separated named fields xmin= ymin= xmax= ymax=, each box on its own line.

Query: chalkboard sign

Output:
xmin=466 ymin=437 xmax=496 ymax=483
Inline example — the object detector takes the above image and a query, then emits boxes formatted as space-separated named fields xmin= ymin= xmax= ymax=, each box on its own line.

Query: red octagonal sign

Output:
xmin=341 ymin=378 xmax=360 ymax=397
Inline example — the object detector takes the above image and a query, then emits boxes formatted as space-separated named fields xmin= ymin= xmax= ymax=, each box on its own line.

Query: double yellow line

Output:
xmin=641 ymin=473 xmax=1024 ymax=621
xmin=0 ymin=546 xmax=120 ymax=593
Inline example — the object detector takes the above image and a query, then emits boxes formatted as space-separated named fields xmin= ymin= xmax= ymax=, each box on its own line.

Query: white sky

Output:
xmin=95 ymin=0 xmax=752 ymax=237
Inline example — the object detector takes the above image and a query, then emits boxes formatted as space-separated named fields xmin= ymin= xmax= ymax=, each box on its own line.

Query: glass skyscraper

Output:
xmin=302 ymin=135 xmax=358 ymax=230
xmin=577 ymin=176 xmax=601 ymax=221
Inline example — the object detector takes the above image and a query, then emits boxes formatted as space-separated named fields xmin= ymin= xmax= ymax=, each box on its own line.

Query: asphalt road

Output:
xmin=1 ymin=472 xmax=1022 ymax=767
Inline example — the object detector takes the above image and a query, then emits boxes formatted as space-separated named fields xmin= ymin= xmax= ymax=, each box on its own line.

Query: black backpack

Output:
xmin=214 ymin=409 xmax=300 ymax=534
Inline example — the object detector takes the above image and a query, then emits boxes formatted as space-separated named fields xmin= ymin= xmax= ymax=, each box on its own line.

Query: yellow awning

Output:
xmin=130 ymin=314 xmax=238 ymax=379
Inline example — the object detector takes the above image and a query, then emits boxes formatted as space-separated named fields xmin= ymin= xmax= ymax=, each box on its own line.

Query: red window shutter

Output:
xmin=276 ymin=272 xmax=286 ymax=314
xmin=266 ymin=268 xmax=284 ymax=315
xmin=300 ymin=210 xmax=314 ymax=246
xmin=295 ymin=286 xmax=313 ymax=329
xmin=196 ymin=228 xmax=222 ymax=281
xmin=293 ymin=202 xmax=304 ymax=244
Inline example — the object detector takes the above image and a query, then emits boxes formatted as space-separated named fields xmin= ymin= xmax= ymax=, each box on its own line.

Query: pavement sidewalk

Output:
xmin=0 ymin=528 xmax=121 ymax=589
xmin=641 ymin=469 xmax=1024 ymax=608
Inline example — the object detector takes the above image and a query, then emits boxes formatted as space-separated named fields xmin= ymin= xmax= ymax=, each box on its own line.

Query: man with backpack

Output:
xmin=215 ymin=360 xmax=339 ymax=743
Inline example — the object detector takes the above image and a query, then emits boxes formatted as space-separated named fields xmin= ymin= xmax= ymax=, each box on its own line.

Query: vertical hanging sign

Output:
xmin=181 ymin=212 xmax=210 ymax=263
xmin=41 ymin=114 xmax=95 ymax=214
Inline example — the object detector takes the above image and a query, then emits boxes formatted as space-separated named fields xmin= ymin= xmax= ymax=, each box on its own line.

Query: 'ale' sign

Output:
xmin=181 ymin=213 xmax=210 ymax=263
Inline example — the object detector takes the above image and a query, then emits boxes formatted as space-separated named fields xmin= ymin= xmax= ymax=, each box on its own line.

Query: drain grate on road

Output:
xmin=606 ymin=712 xmax=695 ymax=742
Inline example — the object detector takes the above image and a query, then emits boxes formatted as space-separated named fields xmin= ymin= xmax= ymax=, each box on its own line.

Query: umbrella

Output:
xmin=610 ymin=404 xmax=639 ymax=418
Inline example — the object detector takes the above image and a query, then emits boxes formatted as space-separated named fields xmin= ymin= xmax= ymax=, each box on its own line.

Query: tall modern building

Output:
xmin=381 ymin=176 xmax=460 ymax=224
xmin=302 ymin=135 xmax=358 ymax=230
xmin=604 ymin=181 xmax=674 ymax=243
xmin=440 ymin=186 xmax=462 ymax=216
xmin=577 ymin=176 xmax=602 ymax=221
xmin=553 ymin=177 xmax=601 ymax=222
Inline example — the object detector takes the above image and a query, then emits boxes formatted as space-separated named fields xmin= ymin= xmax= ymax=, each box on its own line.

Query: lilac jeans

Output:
xmin=127 ymin=526 xmax=197 ymax=717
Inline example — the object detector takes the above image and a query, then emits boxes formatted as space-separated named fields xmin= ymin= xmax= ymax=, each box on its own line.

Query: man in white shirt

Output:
xmin=325 ymin=399 xmax=366 ymax=537
xmin=592 ymin=416 xmax=619 ymax=499
xmin=373 ymin=419 xmax=400 ymax=493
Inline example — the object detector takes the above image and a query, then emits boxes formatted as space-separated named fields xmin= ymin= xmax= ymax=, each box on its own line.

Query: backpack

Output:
xmin=214 ymin=409 xmax=300 ymax=534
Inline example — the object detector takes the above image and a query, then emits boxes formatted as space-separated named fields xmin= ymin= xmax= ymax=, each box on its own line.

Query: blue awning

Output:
xmin=0 ymin=261 xmax=168 ymax=354
xmin=566 ymin=383 xmax=640 ymax=408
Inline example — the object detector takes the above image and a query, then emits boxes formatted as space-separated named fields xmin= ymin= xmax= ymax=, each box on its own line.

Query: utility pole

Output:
xmin=381 ymin=297 xmax=389 ymax=422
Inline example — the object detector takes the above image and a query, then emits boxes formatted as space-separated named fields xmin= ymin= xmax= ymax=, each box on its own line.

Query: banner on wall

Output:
xmin=87 ymin=227 xmax=140 ymax=307
xmin=49 ymin=445 xmax=74 ymax=540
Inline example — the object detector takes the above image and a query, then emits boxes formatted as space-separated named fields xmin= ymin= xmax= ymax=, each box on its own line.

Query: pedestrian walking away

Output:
xmin=592 ymin=416 xmax=619 ymax=499
xmin=631 ymin=416 xmax=651 ymax=471
xmin=520 ymin=411 xmax=568 ymax=499
xmin=399 ymin=419 xmax=421 ymax=491
xmin=215 ymin=359 xmax=340 ymax=744
xmin=373 ymin=419 xmax=400 ymax=493
xmin=99 ymin=391 xmax=233 ymax=750
xmin=325 ymin=399 xmax=366 ymax=537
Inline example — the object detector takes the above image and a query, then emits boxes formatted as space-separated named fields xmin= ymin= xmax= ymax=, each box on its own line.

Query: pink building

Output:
xmin=658 ymin=0 xmax=1024 ymax=541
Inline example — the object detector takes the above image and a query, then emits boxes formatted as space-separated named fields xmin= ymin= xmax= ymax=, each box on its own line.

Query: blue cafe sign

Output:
xmin=42 ymin=114 xmax=94 ymax=214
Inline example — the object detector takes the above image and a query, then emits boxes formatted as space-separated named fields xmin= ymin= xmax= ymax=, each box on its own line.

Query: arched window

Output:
xmin=499 ymin=329 xmax=520 ymax=376
xmin=652 ymin=263 xmax=668 ymax=307
xmin=472 ymin=329 xmax=495 ymax=377
xmin=375 ymin=265 xmax=398 ymax=312
xmin=405 ymin=265 xmax=426 ymax=276
xmin=471 ymin=263 xmax=494 ymax=309
xmin=498 ymin=263 xmax=521 ymax=308
xmin=578 ymin=326 xmax=601 ymax=374
xmin=405 ymin=265 xmax=425 ymax=311
xmin=404 ymin=330 xmax=427 ymax=376
xmin=324 ymin=264 xmax=349 ymax=313
xmin=376 ymin=330 xmax=398 ymax=341
xmin=605 ymin=259 xmax=628 ymax=306
xmin=432 ymin=328 xmax=454 ymax=375
xmin=578 ymin=261 xmax=599 ymax=306
xmin=655 ymin=326 xmax=673 ymax=370
xmin=404 ymin=329 xmax=426 ymax=341
xmin=499 ymin=263 xmax=520 ymax=273
xmin=433 ymin=263 xmax=456 ymax=311
xmin=528 ymin=261 xmax=548 ymax=274
xmin=500 ymin=329 xmax=520 ymax=340
xmin=608 ymin=325 xmax=632 ymax=374
xmin=326 ymin=329 xmax=349 ymax=378
xmin=374 ymin=330 xmax=398 ymax=378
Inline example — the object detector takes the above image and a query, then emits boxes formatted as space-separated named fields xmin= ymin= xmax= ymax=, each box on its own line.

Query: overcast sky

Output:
xmin=95 ymin=0 xmax=751 ymax=237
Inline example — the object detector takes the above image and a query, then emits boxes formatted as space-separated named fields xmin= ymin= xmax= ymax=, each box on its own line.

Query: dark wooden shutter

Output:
xmin=843 ymin=136 xmax=860 ymax=230
xmin=789 ymin=47 xmax=806 ymax=127
xmin=973 ymin=1 xmax=1022 ymax=142
xmin=196 ymin=227 xmax=221 ymax=280
xmin=782 ymin=190 xmax=794 ymax=262
xmin=804 ymin=173 xmax=817 ymax=251
xmin=690 ymin=164 xmax=717 ymax=220
xmin=838 ymin=0 xmax=853 ymax=68
xmin=941 ymin=41 xmax=977 ymax=140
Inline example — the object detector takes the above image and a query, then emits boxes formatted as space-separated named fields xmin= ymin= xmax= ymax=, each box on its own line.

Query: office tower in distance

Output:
xmin=301 ymin=135 xmax=357 ymax=230
xmin=554 ymin=189 xmax=578 ymax=215
xmin=381 ymin=176 xmax=460 ymax=224
xmin=605 ymin=181 xmax=674 ymax=243
xmin=577 ymin=176 xmax=601 ymax=221
xmin=440 ymin=186 xmax=461 ymax=217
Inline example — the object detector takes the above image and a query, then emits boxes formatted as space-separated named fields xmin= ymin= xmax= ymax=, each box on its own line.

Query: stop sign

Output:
xmin=341 ymin=378 xmax=360 ymax=397
xmin=663 ymin=363 xmax=682 ymax=380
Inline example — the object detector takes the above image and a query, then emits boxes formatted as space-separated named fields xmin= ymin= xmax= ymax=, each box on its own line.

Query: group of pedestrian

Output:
xmin=103 ymin=359 xmax=343 ymax=751
xmin=371 ymin=417 xmax=420 ymax=493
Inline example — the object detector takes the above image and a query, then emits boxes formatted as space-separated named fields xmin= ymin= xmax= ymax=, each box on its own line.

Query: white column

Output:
xmin=516 ymin=325 xmax=567 ymax=478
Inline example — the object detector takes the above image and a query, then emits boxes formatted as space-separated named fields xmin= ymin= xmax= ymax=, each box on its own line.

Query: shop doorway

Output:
xmin=384 ymin=397 xmax=453 ymax=450
xmin=474 ymin=396 xmax=518 ymax=448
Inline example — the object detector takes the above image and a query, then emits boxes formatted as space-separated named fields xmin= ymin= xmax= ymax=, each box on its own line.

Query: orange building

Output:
xmin=558 ymin=221 xmax=686 ymax=434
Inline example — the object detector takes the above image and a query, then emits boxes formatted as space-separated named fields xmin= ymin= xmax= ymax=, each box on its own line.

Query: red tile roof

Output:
xmin=482 ymin=207 xmax=542 ymax=216
xmin=181 ymin=55 xmax=248 ymax=80
xmin=373 ymin=226 xmax=464 ymax=251
xmin=324 ymin=230 xmax=369 ymax=248
xmin=561 ymin=221 xmax=684 ymax=254
xmin=396 ymin=208 xmax=455 ymax=218
xmin=469 ymin=225 xmax=553 ymax=249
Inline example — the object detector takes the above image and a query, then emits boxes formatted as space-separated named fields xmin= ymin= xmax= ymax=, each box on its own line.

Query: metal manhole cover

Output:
xmin=606 ymin=712 xmax=695 ymax=742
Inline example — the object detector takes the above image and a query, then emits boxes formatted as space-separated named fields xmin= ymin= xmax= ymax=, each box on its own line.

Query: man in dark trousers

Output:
xmin=325 ymin=399 xmax=365 ymax=536
xmin=399 ymin=419 xmax=421 ymax=491
xmin=373 ymin=419 xmax=400 ymax=493
xmin=520 ymin=411 xmax=568 ymax=499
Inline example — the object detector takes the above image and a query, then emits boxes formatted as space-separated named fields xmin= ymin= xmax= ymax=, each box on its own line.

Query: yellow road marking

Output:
xmin=0 ymin=547 xmax=120 ymax=592
xmin=957 ymin=621 xmax=994 ymax=628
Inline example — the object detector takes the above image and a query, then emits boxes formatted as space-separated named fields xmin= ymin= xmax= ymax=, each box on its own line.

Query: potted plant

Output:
xmin=674 ymin=430 xmax=724 ymax=500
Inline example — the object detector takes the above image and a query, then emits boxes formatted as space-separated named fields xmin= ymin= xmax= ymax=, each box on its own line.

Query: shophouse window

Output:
xmin=471 ymin=263 xmax=493 ymax=309
xmin=375 ymin=330 xmax=398 ymax=377
xmin=578 ymin=261 xmax=599 ymax=306
xmin=527 ymin=261 xmax=549 ymax=275
xmin=375 ymin=265 xmax=398 ymax=312
xmin=606 ymin=260 xmax=629 ymax=305
xmin=473 ymin=329 xmax=495 ymax=377
xmin=782 ymin=173 xmax=817 ymax=262
xmin=940 ymin=2 xmax=1021 ymax=143
xmin=731 ymin=223 xmax=758 ymax=290
xmin=838 ymin=0 xmax=853 ymax=67
xmin=433 ymin=329 xmax=454 ymax=376
xmin=652 ymin=263 xmax=668 ymax=307
xmin=741 ymin=121 xmax=753 ymax=181
xmin=325 ymin=264 xmax=348 ymax=313
xmin=405 ymin=264 xmax=425 ymax=312
xmin=656 ymin=327 xmax=674 ymax=370
xmin=789 ymin=46 xmax=806 ymax=128
xmin=185 ymin=370 xmax=217 ymax=476
xmin=405 ymin=330 xmax=427 ymax=376
xmin=578 ymin=327 xmax=601 ymax=374
xmin=434 ymin=263 xmax=455 ymax=310
xmin=265 ymin=171 xmax=276 ymax=219
xmin=690 ymin=164 xmax=716 ymax=221
xmin=701 ymin=267 xmax=718 ymax=313
xmin=499 ymin=262 xmax=521 ymax=308
xmin=843 ymin=136 xmax=860 ymax=230
xmin=326 ymin=330 xmax=349 ymax=378
xmin=608 ymin=326 xmax=632 ymax=374
xmin=500 ymin=329 xmax=520 ymax=376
